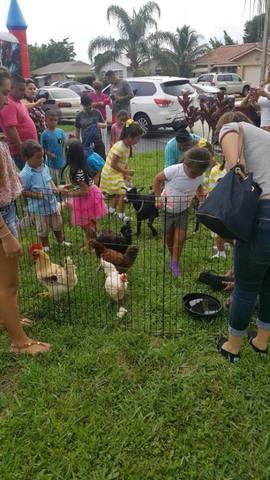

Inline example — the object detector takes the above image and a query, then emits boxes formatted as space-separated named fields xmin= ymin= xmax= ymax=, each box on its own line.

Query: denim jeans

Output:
xmin=0 ymin=202 xmax=18 ymax=237
xmin=229 ymin=200 xmax=270 ymax=336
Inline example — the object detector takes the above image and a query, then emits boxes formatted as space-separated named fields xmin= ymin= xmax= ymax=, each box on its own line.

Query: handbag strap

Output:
xmin=237 ymin=125 xmax=245 ymax=166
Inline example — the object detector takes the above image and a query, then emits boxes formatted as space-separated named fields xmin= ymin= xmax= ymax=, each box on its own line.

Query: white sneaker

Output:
xmin=118 ymin=213 xmax=130 ymax=221
xmin=61 ymin=241 xmax=72 ymax=247
xmin=211 ymin=251 xmax=226 ymax=259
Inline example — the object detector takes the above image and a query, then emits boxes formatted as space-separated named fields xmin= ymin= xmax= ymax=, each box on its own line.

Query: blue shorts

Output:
xmin=0 ymin=201 xmax=18 ymax=237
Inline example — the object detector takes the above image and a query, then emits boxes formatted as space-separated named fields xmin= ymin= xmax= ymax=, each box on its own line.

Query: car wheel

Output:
xmin=134 ymin=113 xmax=152 ymax=136
xmin=242 ymin=85 xmax=250 ymax=97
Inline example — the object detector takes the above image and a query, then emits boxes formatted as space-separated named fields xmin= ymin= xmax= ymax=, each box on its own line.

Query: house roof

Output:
xmin=32 ymin=61 xmax=93 ymax=76
xmin=197 ymin=42 xmax=270 ymax=66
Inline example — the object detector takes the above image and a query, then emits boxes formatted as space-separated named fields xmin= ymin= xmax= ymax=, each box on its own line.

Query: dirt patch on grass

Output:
xmin=116 ymin=352 xmax=137 ymax=381
xmin=0 ymin=365 xmax=19 ymax=394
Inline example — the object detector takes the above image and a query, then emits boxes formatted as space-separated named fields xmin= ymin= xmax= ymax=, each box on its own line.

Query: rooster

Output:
xmin=29 ymin=244 xmax=78 ymax=298
xmin=90 ymin=240 xmax=138 ymax=273
xmin=95 ymin=221 xmax=132 ymax=254
xmin=100 ymin=258 xmax=128 ymax=310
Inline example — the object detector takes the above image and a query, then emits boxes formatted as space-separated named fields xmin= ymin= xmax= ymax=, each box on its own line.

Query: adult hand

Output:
xmin=256 ymin=88 xmax=268 ymax=98
xmin=36 ymin=98 xmax=46 ymax=106
xmin=2 ymin=234 xmax=23 ymax=257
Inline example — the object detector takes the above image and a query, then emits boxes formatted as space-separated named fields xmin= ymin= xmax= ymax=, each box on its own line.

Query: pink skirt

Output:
xmin=71 ymin=185 xmax=108 ymax=226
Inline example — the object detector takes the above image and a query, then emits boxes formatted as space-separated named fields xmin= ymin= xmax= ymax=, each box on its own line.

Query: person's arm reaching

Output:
xmin=153 ymin=171 xmax=166 ymax=208
xmin=220 ymin=131 xmax=239 ymax=170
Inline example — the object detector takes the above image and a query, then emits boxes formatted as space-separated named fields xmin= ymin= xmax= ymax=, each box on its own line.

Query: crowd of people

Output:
xmin=0 ymin=66 xmax=270 ymax=364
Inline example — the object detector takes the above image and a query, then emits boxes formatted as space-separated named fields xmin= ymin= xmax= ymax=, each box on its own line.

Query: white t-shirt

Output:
xmin=219 ymin=121 xmax=270 ymax=197
xmin=161 ymin=163 xmax=203 ymax=213
xmin=258 ymin=93 xmax=270 ymax=127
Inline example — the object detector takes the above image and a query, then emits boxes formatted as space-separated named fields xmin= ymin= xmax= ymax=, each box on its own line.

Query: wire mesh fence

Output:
xmin=17 ymin=136 xmax=232 ymax=335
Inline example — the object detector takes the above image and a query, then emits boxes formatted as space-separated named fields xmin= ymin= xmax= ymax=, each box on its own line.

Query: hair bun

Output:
xmin=172 ymin=119 xmax=189 ymax=131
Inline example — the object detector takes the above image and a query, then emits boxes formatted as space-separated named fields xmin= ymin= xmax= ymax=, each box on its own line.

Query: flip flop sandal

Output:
xmin=10 ymin=341 xmax=50 ymax=355
xmin=216 ymin=335 xmax=240 ymax=363
xmin=20 ymin=318 xmax=33 ymax=326
xmin=248 ymin=331 xmax=268 ymax=356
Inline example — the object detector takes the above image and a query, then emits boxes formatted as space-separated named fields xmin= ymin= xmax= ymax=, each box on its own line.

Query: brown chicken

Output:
xmin=90 ymin=240 xmax=139 ymax=273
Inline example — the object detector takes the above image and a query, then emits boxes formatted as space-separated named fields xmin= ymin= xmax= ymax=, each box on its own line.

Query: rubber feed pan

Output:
xmin=183 ymin=293 xmax=222 ymax=319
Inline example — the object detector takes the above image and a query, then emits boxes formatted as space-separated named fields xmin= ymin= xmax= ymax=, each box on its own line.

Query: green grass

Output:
xmin=59 ymin=123 xmax=74 ymax=133
xmin=1 ymin=147 xmax=269 ymax=480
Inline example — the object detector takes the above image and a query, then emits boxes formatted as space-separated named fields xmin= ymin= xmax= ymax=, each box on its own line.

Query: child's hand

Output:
xmin=48 ymin=152 xmax=56 ymax=159
xmin=124 ymin=169 xmax=134 ymax=178
xmin=35 ymin=192 xmax=44 ymax=199
xmin=155 ymin=198 xmax=162 ymax=209
xmin=59 ymin=188 xmax=70 ymax=196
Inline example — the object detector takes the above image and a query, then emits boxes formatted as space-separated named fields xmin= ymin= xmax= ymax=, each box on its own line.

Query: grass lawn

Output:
xmin=1 ymin=144 xmax=270 ymax=480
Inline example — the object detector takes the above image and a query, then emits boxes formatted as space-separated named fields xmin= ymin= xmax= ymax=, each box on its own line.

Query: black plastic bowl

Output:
xmin=183 ymin=293 xmax=222 ymax=319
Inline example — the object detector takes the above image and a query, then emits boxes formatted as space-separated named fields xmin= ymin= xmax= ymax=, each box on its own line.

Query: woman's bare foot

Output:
xmin=0 ymin=318 xmax=33 ymax=329
xmin=10 ymin=340 xmax=51 ymax=355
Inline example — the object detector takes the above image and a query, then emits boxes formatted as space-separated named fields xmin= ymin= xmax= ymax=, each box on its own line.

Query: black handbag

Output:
xmin=197 ymin=126 xmax=261 ymax=242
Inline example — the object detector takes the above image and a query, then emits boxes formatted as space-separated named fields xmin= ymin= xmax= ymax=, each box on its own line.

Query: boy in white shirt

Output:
xmin=153 ymin=147 xmax=210 ymax=277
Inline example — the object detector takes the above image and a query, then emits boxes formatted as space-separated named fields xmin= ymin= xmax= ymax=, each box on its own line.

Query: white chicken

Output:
xmin=29 ymin=244 xmax=78 ymax=299
xmin=100 ymin=258 xmax=128 ymax=309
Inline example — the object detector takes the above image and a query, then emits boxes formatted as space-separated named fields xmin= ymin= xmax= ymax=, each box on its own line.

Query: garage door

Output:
xmin=243 ymin=66 xmax=260 ymax=86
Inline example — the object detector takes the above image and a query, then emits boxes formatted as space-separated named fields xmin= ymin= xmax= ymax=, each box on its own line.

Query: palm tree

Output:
xmin=88 ymin=2 xmax=161 ymax=75
xmin=151 ymin=25 xmax=208 ymax=77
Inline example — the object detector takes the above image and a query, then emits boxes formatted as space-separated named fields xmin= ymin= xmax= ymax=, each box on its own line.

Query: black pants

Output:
xmin=94 ymin=140 xmax=106 ymax=160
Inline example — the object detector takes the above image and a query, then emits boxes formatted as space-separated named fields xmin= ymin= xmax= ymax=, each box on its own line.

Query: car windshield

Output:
xmin=49 ymin=89 xmax=79 ymax=99
xmin=161 ymin=81 xmax=194 ymax=96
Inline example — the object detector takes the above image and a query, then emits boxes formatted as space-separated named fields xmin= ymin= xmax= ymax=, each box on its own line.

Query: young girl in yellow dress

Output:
xmin=100 ymin=119 xmax=143 ymax=221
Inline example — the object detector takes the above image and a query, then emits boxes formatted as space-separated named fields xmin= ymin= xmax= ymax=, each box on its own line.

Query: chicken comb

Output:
xmin=28 ymin=243 xmax=44 ymax=255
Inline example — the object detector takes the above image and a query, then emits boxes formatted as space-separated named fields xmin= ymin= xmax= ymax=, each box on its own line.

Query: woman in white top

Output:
xmin=216 ymin=111 xmax=270 ymax=363
xmin=257 ymin=65 xmax=270 ymax=131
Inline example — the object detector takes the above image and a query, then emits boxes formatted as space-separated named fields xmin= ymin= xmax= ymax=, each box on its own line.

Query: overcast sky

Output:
xmin=0 ymin=0 xmax=253 ymax=63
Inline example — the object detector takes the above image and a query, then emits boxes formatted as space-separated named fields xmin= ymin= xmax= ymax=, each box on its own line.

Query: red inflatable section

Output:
xmin=9 ymin=28 xmax=29 ymax=77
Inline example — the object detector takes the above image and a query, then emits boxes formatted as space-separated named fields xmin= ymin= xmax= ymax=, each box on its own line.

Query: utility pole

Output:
xmin=260 ymin=0 xmax=270 ymax=82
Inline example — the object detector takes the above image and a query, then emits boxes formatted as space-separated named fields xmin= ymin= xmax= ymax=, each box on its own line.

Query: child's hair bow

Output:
xmin=198 ymin=138 xmax=207 ymax=148
xmin=125 ymin=118 xmax=134 ymax=128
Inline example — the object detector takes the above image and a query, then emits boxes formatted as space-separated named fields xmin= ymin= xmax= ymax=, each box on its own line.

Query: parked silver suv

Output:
xmin=197 ymin=73 xmax=250 ymax=96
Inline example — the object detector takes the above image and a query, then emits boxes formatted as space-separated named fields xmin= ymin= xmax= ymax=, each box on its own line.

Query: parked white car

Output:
xmin=196 ymin=73 xmax=250 ymax=96
xmin=36 ymin=87 xmax=82 ymax=120
xmin=103 ymin=76 xmax=198 ymax=134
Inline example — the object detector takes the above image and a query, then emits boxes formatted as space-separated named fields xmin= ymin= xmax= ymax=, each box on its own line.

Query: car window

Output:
xmin=232 ymin=74 xmax=242 ymax=82
xmin=129 ymin=81 xmax=156 ymax=96
xmin=161 ymin=81 xmax=194 ymax=96
xmin=217 ymin=74 xmax=233 ymax=82
xmin=38 ymin=89 xmax=48 ymax=98
xmin=50 ymin=89 xmax=79 ymax=99
xmin=198 ymin=74 xmax=213 ymax=82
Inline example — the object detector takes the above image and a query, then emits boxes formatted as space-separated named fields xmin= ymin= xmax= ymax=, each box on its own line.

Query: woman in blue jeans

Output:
xmin=216 ymin=111 xmax=270 ymax=362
